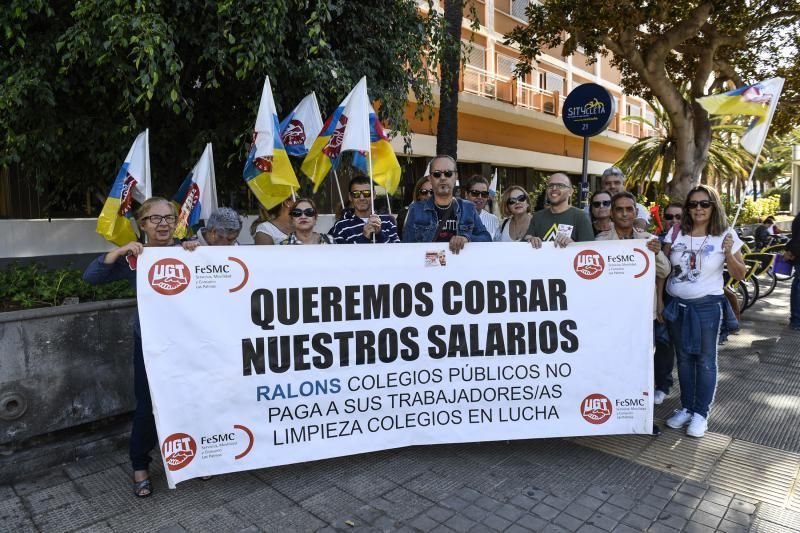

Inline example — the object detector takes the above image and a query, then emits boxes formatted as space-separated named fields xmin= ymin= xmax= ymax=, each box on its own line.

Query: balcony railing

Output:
xmin=460 ymin=65 xmax=660 ymax=140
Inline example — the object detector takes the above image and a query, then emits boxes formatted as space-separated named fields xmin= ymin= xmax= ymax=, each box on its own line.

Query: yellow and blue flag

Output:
xmin=698 ymin=78 xmax=784 ymax=155
xmin=174 ymin=143 xmax=218 ymax=239
xmin=300 ymin=86 xmax=355 ymax=191
xmin=96 ymin=130 xmax=151 ymax=245
xmin=243 ymin=78 xmax=300 ymax=209
xmin=352 ymin=110 xmax=402 ymax=195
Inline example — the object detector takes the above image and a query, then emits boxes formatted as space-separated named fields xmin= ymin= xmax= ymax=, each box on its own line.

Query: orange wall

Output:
xmin=405 ymin=105 xmax=625 ymax=165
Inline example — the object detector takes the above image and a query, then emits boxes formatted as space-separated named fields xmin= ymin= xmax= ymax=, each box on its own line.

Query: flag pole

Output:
xmin=731 ymin=145 xmax=765 ymax=228
xmin=332 ymin=170 xmax=345 ymax=211
xmin=368 ymin=146 xmax=376 ymax=243
xmin=385 ymin=189 xmax=393 ymax=216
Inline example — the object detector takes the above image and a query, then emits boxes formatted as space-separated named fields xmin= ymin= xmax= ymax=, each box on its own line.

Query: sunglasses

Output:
xmin=469 ymin=189 xmax=490 ymax=198
xmin=547 ymin=183 xmax=571 ymax=190
xmin=507 ymin=194 xmax=528 ymax=205
xmin=431 ymin=170 xmax=456 ymax=178
xmin=591 ymin=200 xmax=611 ymax=208
xmin=664 ymin=213 xmax=682 ymax=221
xmin=418 ymin=188 xmax=433 ymax=196
xmin=350 ymin=190 xmax=372 ymax=199
xmin=140 ymin=214 xmax=178 ymax=225
xmin=687 ymin=200 xmax=712 ymax=209
xmin=290 ymin=208 xmax=316 ymax=218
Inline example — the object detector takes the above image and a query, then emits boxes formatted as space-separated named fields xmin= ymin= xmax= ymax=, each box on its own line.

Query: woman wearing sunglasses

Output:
xmin=661 ymin=185 xmax=747 ymax=438
xmin=280 ymin=198 xmax=334 ymax=245
xmin=496 ymin=186 xmax=532 ymax=242
xmin=398 ymin=176 xmax=433 ymax=236
xmin=589 ymin=190 xmax=613 ymax=236
xmin=82 ymin=197 xmax=181 ymax=497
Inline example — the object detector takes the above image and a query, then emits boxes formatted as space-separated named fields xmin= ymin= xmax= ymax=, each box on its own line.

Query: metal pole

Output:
xmin=581 ymin=136 xmax=589 ymax=208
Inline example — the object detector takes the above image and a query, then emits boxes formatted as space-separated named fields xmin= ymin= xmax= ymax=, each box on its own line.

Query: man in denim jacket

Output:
xmin=401 ymin=155 xmax=492 ymax=252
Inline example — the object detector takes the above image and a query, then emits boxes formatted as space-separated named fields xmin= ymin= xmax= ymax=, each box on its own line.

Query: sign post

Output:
xmin=562 ymin=84 xmax=616 ymax=208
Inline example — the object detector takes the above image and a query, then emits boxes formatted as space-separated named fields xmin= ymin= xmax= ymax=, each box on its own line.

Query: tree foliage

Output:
xmin=506 ymin=0 xmax=800 ymax=197
xmin=1 ymin=0 xmax=439 ymax=215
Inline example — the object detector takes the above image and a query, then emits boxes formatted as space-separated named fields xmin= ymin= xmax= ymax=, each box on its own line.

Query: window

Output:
xmin=511 ymin=0 xmax=529 ymax=22
xmin=464 ymin=41 xmax=486 ymax=69
xmin=626 ymin=103 xmax=641 ymax=117
xmin=540 ymin=72 xmax=564 ymax=93
xmin=496 ymin=54 xmax=517 ymax=79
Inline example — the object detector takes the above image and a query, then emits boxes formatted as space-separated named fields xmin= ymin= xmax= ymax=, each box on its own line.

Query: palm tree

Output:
xmin=616 ymin=101 xmax=753 ymax=200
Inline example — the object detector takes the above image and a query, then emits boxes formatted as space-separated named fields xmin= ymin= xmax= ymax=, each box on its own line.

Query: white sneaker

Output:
xmin=654 ymin=390 xmax=667 ymax=405
xmin=686 ymin=414 xmax=708 ymax=438
xmin=666 ymin=408 xmax=693 ymax=429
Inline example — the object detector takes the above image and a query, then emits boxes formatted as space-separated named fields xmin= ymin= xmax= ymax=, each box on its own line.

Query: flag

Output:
xmin=300 ymin=82 xmax=358 ymax=191
xmin=243 ymin=77 xmax=300 ymax=209
xmin=96 ymin=130 xmax=151 ymax=245
xmin=279 ymin=93 xmax=324 ymax=158
xmin=698 ymin=78 xmax=784 ymax=155
xmin=335 ymin=77 xmax=401 ymax=194
xmin=489 ymin=169 xmax=498 ymax=199
xmin=173 ymin=143 xmax=218 ymax=239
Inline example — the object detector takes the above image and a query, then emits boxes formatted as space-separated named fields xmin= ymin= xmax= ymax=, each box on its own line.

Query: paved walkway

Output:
xmin=2 ymin=286 xmax=800 ymax=533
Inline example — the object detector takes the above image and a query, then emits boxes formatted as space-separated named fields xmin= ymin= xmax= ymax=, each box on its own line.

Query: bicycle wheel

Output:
xmin=743 ymin=276 xmax=759 ymax=310
xmin=734 ymin=281 xmax=749 ymax=314
xmin=757 ymin=270 xmax=777 ymax=298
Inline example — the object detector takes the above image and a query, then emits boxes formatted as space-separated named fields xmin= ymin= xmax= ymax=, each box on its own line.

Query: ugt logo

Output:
xmin=148 ymin=258 xmax=190 ymax=296
xmin=162 ymin=433 xmax=197 ymax=471
xmin=574 ymin=250 xmax=605 ymax=280
xmin=581 ymin=393 xmax=612 ymax=424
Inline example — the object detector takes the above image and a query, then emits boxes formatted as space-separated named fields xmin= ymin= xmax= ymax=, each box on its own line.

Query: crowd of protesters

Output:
xmin=83 ymin=153 xmax=799 ymax=498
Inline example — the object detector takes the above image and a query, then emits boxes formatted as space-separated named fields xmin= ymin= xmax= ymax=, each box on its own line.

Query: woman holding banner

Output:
xmin=661 ymin=185 xmax=746 ymax=438
xmin=83 ymin=197 xmax=180 ymax=497
xmin=495 ymin=186 xmax=532 ymax=242
xmin=280 ymin=198 xmax=334 ymax=245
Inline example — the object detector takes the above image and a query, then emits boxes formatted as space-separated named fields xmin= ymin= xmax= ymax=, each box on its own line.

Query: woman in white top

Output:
xmin=661 ymin=185 xmax=747 ymax=438
xmin=254 ymin=199 xmax=294 ymax=245
xmin=495 ymin=186 xmax=532 ymax=242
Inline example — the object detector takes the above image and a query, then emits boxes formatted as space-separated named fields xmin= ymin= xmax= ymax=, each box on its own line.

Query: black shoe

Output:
xmin=652 ymin=424 xmax=662 ymax=437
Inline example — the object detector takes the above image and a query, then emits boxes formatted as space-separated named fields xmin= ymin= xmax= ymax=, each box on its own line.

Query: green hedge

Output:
xmin=0 ymin=262 xmax=135 ymax=311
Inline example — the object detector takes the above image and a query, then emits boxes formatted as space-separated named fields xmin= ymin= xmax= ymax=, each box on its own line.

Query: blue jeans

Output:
xmin=791 ymin=267 xmax=800 ymax=328
xmin=665 ymin=296 xmax=724 ymax=418
xmin=654 ymin=321 xmax=674 ymax=394
xmin=131 ymin=334 xmax=158 ymax=471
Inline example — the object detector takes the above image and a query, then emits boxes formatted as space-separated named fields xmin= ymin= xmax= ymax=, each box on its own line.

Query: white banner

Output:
xmin=137 ymin=241 xmax=655 ymax=488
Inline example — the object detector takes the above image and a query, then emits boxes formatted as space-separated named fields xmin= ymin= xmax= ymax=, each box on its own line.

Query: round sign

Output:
xmin=562 ymin=83 xmax=616 ymax=137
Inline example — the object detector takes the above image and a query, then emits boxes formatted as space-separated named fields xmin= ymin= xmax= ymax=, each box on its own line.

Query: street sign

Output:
xmin=562 ymin=83 xmax=615 ymax=137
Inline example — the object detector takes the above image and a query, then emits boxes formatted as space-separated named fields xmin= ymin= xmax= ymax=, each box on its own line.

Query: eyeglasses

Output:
xmin=591 ymin=200 xmax=611 ymax=208
xmin=547 ymin=183 xmax=571 ymax=190
xmin=687 ymin=200 xmax=712 ymax=209
xmin=431 ymin=170 xmax=456 ymax=178
xmin=290 ymin=208 xmax=317 ymax=218
xmin=140 ymin=214 xmax=178 ymax=225
xmin=350 ymin=190 xmax=372 ymax=199
xmin=664 ymin=213 xmax=682 ymax=221
xmin=507 ymin=194 xmax=528 ymax=205
xmin=418 ymin=188 xmax=433 ymax=196
xmin=469 ymin=189 xmax=490 ymax=198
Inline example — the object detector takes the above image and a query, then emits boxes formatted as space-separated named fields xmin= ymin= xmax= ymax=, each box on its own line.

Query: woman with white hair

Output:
xmin=184 ymin=207 xmax=242 ymax=248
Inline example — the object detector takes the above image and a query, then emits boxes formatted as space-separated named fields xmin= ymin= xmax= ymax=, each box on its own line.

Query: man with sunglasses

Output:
xmin=463 ymin=174 xmax=498 ymax=240
xmin=329 ymin=176 xmax=400 ymax=244
xmin=594 ymin=166 xmax=650 ymax=230
xmin=525 ymin=173 xmax=594 ymax=248
xmin=402 ymin=155 xmax=491 ymax=252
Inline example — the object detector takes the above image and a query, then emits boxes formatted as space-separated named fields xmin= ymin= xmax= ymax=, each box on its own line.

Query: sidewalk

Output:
xmin=2 ymin=286 xmax=800 ymax=532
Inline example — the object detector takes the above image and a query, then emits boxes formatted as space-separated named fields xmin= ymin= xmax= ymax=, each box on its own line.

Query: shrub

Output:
xmin=0 ymin=263 xmax=135 ymax=311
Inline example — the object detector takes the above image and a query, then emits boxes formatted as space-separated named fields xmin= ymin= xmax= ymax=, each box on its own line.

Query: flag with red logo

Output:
xmin=351 ymin=97 xmax=402 ymax=194
xmin=96 ymin=130 xmax=152 ymax=245
xmin=242 ymin=77 xmax=300 ymax=209
xmin=279 ymin=93 xmax=324 ymax=158
xmin=697 ymin=77 xmax=784 ymax=155
xmin=173 ymin=143 xmax=219 ymax=239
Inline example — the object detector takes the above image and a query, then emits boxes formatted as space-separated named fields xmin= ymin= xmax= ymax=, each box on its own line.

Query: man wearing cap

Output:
xmin=185 ymin=207 xmax=242 ymax=247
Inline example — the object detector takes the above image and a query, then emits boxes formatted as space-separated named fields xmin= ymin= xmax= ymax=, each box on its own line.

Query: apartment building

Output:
xmin=394 ymin=0 xmax=658 ymax=198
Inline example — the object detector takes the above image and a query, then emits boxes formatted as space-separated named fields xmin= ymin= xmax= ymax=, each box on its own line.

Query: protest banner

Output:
xmin=137 ymin=241 xmax=655 ymax=488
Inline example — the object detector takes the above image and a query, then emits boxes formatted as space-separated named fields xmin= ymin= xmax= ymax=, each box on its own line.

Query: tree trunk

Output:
xmin=668 ymin=101 xmax=712 ymax=200
xmin=436 ymin=0 xmax=463 ymax=160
